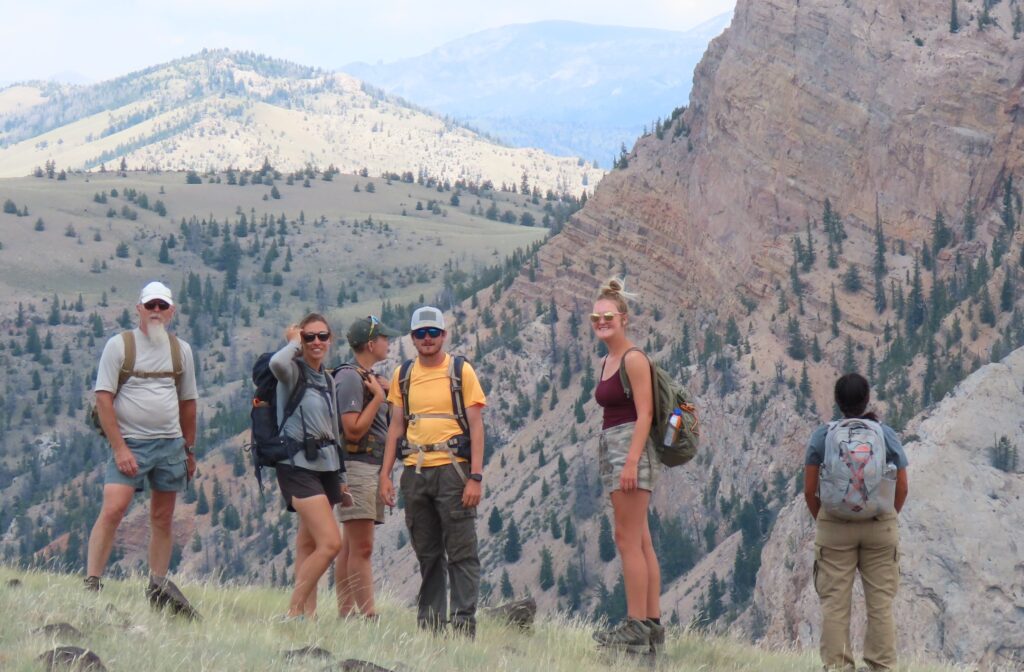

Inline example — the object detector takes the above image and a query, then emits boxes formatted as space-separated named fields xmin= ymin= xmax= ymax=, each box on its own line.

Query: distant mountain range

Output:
xmin=343 ymin=14 xmax=733 ymax=165
xmin=0 ymin=50 xmax=598 ymax=192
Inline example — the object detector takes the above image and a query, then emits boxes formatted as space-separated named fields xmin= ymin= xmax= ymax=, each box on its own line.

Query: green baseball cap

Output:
xmin=346 ymin=315 xmax=402 ymax=348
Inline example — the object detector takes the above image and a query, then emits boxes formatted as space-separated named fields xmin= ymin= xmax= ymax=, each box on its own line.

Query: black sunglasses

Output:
xmin=301 ymin=331 xmax=331 ymax=343
xmin=143 ymin=300 xmax=170 ymax=311
xmin=412 ymin=327 xmax=443 ymax=340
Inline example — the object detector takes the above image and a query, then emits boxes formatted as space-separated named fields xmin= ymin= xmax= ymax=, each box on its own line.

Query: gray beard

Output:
xmin=145 ymin=320 xmax=169 ymax=347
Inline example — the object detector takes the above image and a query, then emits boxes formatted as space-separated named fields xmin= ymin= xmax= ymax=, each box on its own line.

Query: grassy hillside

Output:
xmin=0 ymin=565 xmax=957 ymax=672
xmin=0 ymin=50 xmax=602 ymax=193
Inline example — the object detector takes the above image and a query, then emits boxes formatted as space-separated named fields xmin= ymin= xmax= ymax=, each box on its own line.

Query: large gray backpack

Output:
xmin=819 ymin=418 xmax=896 ymax=520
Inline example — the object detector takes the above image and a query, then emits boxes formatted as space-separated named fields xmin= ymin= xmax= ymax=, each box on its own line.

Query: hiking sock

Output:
xmin=646 ymin=618 xmax=661 ymax=626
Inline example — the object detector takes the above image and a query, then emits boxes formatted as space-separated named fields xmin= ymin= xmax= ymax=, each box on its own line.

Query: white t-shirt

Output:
xmin=94 ymin=328 xmax=198 ymax=440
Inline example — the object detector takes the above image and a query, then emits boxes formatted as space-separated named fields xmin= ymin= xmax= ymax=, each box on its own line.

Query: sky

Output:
xmin=0 ymin=0 xmax=735 ymax=85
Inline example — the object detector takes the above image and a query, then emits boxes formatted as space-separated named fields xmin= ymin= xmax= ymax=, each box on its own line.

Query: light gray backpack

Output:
xmin=819 ymin=418 xmax=896 ymax=521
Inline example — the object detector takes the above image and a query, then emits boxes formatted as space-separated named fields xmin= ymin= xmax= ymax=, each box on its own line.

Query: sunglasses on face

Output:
xmin=144 ymin=300 xmax=171 ymax=311
xmin=590 ymin=311 xmax=624 ymax=323
xmin=301 ymin=331 xmax=331 ymax=343
xmin=412 ymin=327 xmax=443 ymax=340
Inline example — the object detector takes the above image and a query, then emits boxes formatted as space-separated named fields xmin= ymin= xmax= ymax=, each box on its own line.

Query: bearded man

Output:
xmin=84 ymin=281 xmax=200 ymax=618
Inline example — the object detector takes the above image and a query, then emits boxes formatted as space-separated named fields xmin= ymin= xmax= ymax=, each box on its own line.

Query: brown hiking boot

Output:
xmin=146 ymin=577 xmax=201 ymax=621
xmin=83 ymin=576 xmax=103 ymax=592
xmin=593 ymin=617 xmax=651 ymax=654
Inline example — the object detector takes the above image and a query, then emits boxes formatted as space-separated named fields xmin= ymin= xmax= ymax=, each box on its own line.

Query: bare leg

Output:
xmin=289 ymin=495 xmax=341 ymax=618
xmin=611 ymin=489 xmax=653 ymax=621
xmin=294 ymin=517 xmax=317 ymax=615
xmin=86 ymin=484 xmax=135 ymax=577
xmin=344 ymin=520 xmax=377 ymax=617
xmin=335 ymin=526 xmax=354 ymax=617
xmin=641 ymin=523 xmax=661 ymax=619
xmin=149 ymin=490 xmax=177 ymax=577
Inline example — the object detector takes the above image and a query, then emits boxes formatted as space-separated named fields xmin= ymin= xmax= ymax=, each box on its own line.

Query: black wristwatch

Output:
xmin=468 ymin=473 xmax=483 ymax=483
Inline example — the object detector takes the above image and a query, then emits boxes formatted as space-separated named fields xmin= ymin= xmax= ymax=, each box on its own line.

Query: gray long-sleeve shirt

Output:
xmin=269 ymin=341 xmax=343 ymax=473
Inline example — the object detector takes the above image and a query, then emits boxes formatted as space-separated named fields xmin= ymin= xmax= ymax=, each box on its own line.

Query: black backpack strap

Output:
xmin=449 ymin=355 xmax=469 ymax=435
xmin=281 ymin=364 xmax=308 ymax=427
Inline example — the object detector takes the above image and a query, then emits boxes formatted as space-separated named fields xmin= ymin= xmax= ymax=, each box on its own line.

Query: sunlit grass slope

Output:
xmin=0 ymin=566 xmax=958 ymax=672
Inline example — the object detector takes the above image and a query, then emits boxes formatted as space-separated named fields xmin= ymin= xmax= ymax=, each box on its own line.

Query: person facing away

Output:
xmin=333 ymin=314 xmax=402 ymax=620
xmin=379 ymin=306 xmax=486 ymax=638
xmin=85 ymin=281 xmax=199 ymax=616
xmin=804 ymin=373 xmax=910 ymax=672
xmin=588 ymin=278 xmax=664 ymax=655
xmin=270 ymin=313 xmax=350 ymax=620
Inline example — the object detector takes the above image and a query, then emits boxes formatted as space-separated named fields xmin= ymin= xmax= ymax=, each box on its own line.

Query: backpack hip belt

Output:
xmin=346 ymin=435 xmax=385 ymax=454
xmin=400 ymin=436 xmax=469 ymax=483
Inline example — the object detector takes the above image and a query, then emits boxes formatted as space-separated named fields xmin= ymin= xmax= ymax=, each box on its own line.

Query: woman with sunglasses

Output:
xmin=269 ymin=312 xmax=349 ymax=619
xmin=590 ymin=278 xmax=663 ymax=655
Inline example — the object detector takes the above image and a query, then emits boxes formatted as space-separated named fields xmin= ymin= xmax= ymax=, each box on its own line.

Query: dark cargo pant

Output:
xmin=399 ymin=461 xmax=479 ymax=635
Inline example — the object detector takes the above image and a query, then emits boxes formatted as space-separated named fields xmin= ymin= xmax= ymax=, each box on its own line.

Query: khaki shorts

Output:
xmin=599 ymin=421 xmax=660 ymax=496
xmin=337 ymin=460 xmax=384 ymax=524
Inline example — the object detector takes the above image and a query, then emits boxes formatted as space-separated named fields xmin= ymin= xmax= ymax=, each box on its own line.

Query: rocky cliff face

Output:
xmin=408 ymin=0 xmax=1024 ymax=668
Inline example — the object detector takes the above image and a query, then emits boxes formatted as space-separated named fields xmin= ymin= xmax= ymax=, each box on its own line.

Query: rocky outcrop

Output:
xmin=753 ymin=347 xmax=1024 ymax=670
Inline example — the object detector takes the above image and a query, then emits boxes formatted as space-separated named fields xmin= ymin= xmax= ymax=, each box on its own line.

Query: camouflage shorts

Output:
xmin=598 ymin=422 xmax=660 ymax=496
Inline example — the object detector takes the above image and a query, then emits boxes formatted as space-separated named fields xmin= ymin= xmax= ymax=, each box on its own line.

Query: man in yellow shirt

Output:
xmin=380 ymin=306 xmax=486 ymax=637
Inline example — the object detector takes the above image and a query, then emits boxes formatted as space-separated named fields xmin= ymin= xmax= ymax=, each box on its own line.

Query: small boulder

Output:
xmin=284 ymin=645 xmax=332 ymax=661
xmin=33 ymin=623 xmax=84 ymax=639
xmin=484 ymin=597 xmax=537 ymax=629
xmin=38 ymin=646 xmax=107 ymax=671
xmin=336 ymin=660 xmax=394 ymax=672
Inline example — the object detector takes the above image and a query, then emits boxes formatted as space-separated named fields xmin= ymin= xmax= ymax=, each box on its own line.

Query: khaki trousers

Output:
xmin=814 ymin=511 xmax=899 ymax=671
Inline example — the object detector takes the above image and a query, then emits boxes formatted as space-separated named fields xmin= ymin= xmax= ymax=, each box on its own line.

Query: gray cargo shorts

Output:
xmin=598 ymin=422 xmax=660 ymax=496
xmin=104 ymin=436 xmax=187 ymax=493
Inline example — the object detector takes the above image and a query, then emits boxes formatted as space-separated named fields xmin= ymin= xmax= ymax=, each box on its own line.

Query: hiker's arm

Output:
xmin=621 ymin=350 xmax=654 ymax=493
xmin=895 ymin=468 xmax=908 ymax=513
xmin=269 ymin=327 xmax=302 ymax=386
xmin=96 ymin=391 xmax=137 ymax=476
xmin=462 ymin=404 xmax=484 ymax=508
xmin=804 ymin=465 xmax=820 ymax=519
xmin=179 ymin=398 xmax=197 ymax=479
xmin=340 ymin=376 xmax=386 ymax=442
xmin=379 ymin=408 xmax=405 ymax=506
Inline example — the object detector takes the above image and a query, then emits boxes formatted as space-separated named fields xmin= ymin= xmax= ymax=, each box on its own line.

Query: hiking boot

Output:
xmin=593 ymin=617 xmax=651 ymax=654
xmin=83 ymin=576 xmax=103 ymax=592
xmin=146 ymin=577 xmax=201 ymax=621
xmin=646 ymin=620 xmax=665 ymax=654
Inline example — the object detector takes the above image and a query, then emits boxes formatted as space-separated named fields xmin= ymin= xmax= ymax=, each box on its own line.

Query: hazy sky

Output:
xmin=0 ymin=0 xmax=735 ymax=84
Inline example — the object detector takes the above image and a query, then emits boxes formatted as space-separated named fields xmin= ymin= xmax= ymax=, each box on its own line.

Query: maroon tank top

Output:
xmin=595 ymin=359 xmax=638 ymax=429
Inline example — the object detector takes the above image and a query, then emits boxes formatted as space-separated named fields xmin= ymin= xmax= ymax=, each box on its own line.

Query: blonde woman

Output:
xmin=590 ymin=279 xmax=663 ymax=655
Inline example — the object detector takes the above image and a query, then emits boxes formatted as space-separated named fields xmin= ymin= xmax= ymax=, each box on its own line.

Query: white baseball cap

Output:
xmin=410 ymin=306 xmax=445 ymax=331
xmin=139 ymin=281 xmax=174 ymax=306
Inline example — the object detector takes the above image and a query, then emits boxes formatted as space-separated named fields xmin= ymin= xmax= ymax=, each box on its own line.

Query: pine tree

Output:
xmin=1002 ymin=272 xmax=1016 ymax=312
xmin=907 ymin=255 xmax=926 ymax=334
xmin=843 ymin=335 xmax=857 ymax=374
xmin=563 ymin=516 xmax=576 ymax=545
xmin=598 ymin=514 xmax=616 ymax=562
xmin=980 ymin=287 xmax=997 ymax=326
xmin=503 ymin=518 xmax=522 ymax=562
xmin=539 ymin=547 xmax=555 ymax=591
xmin=830 ymin=284 xmax=841 ymax=337
xmin=500 ymin=570 xmax=514 ymax=599
xmin=488 ymin=506 xmax=503 ymax=534
xmin=964 ymin=199 xmax=977 ymax=241
xmin=950 ymin=0 xmax=960 ymax=33
xmin=786 ymin=315 xmax=806 ymax=360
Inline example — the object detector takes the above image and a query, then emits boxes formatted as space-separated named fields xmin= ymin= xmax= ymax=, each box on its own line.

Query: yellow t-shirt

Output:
xmin=388 ymin=354 xmax=487 ymax=468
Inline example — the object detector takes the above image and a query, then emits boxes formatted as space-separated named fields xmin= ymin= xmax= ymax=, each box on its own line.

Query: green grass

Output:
xmin=0 ymin=566 xmax=959 ymax=672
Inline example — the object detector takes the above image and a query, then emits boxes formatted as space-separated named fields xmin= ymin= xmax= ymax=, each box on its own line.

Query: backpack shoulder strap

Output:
xmin=449 ymin=355 xmax=469 ymax=434
xmin=399 ymin=359 xmax=415 ymax=424
xmin=280 ymin=363 xmax=308 ymax=426
xmin=617 ymin=347 xmax=648 ymax=399
xmin=168 ymin=334 xmax=183 ymax=393
xmin=116 ymin=331 xmax=136 ymax=391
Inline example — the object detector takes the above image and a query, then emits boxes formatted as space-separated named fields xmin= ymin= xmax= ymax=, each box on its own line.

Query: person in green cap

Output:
xmin=332 ymin=315 xmax=402 ymax=619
